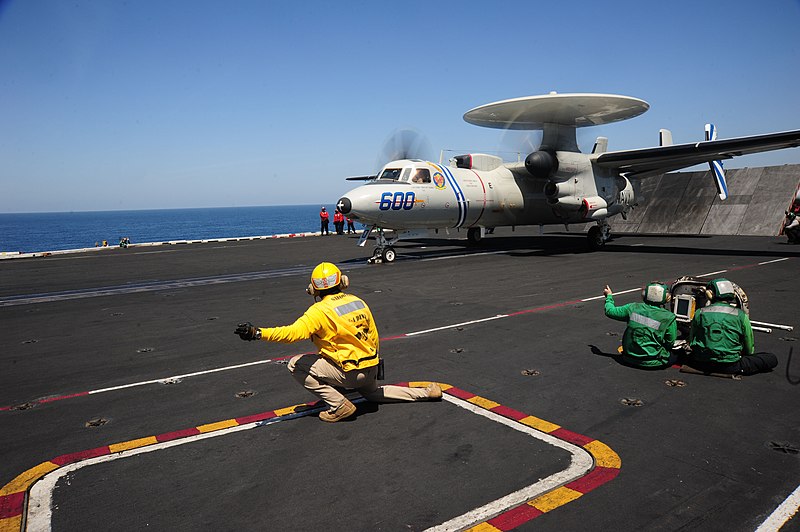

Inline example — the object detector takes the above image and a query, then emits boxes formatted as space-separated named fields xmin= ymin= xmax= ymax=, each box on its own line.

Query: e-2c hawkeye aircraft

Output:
xmin=336 ymin=93 xmax=800 ymax=262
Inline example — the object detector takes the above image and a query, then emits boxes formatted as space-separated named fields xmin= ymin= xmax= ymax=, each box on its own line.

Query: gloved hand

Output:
xmin=235 ymin=322 xmax=261 ymax=341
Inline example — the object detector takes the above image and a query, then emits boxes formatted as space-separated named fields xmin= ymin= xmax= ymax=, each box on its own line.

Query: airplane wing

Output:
xmin=594 ymin=129 xmax=800 ymax=178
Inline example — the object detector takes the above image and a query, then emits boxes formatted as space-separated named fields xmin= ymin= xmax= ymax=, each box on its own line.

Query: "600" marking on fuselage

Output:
xmin=379 ymin=191 xmax=415 ymax=211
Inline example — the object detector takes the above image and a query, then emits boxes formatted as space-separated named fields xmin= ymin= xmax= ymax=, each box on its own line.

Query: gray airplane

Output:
xmin=336 ymin=93 xmax=800 ymax=262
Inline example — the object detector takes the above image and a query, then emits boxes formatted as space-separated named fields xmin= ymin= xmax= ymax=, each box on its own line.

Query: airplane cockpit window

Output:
xmin=409 ymin=168 xmax=431 ymax=183
xmin=378 ymin=168 xmax=402 ymax=180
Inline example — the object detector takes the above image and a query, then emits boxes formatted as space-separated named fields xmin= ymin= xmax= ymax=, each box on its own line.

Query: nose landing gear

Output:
xmin=363 ymin=226 xmax=398 ymax=264
xmin=369 ymin=246 xmax=396 ymax=264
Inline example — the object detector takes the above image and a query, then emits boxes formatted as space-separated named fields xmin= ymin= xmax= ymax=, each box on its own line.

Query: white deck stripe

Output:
xmin=755 ymin=483 xmax=800 ymax=532
xmin=406 ymin=315 xmax=508 ymax=336
xmin=697 ymin=269 xmax=728 ymax=277
xmin=87 ymin=359 xmax=279 ymax=394
xmin=581 ymin=287 xmax=640 ymax=302
xmin=758 ymin=257 xmax=789 ymax=265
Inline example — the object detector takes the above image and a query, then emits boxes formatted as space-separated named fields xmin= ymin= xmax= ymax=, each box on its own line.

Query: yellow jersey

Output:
xmin=259 ymin=292 xmax=380 ymax=371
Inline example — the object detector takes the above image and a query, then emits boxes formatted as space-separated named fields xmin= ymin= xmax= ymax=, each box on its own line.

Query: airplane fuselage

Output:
xmin=338 ymin=154 xmax=634 ymax=233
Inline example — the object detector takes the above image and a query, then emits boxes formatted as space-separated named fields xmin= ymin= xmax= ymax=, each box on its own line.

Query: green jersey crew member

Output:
xmin=235 ymin=262 xmax=441 ymax=422
xmin=686 ymin=278 xmax=777 ymax=375
xmin=603 ymin=282 xmax=678 ymax=369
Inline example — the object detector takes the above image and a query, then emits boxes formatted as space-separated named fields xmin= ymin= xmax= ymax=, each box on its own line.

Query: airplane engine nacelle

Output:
xmin=544 ymin=179 xmax=575 ymax=206
xmin=579 ymin=195 xmax=608 ymax=220
xmin=617 ymin=175 xmax=634 ymax=206
xmin=525 ymin=150 xmax=558 ymax=179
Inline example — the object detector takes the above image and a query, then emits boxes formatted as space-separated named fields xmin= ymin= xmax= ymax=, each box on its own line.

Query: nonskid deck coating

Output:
xmin=1 ymin=229 xmax=798 ymax=531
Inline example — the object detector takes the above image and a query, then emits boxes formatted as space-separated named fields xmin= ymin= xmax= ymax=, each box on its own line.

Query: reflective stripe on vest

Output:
xmin=334 ymin=300 xmax=366 ymax=317
xmin=630 ymin=312 xmax=662 ymax=330
xmin=702 ymin=305 xmax=739 ymax=316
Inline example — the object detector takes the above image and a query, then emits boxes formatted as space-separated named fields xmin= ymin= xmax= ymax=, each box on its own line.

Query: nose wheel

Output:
xmin=368 ymin=246 xmax=396 ymax=264
xmin=366 ymin=227 xmax=398 ymax=263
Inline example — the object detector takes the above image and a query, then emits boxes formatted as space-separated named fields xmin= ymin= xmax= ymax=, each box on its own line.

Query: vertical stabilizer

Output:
xmin=705 ymin=124 xmax=728 ymax=200
xmin=591 ymin=136 xmax=608 ymax=154
xmin=659 ymin=129 xmax=673 ymax=146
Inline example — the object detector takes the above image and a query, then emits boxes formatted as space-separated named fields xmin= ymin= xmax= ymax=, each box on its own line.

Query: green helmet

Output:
xmin=643 ymin=282 xmax=670 ymax=305
xmin=706 ymin=278 xmax=735 ymax=301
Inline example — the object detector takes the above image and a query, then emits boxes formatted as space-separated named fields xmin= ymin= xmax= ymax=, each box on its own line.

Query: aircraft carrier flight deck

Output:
xmin=1 ymin=228 xmax=798 ymax=531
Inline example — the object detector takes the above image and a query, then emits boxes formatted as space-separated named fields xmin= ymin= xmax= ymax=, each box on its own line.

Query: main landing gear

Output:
xmin=587 ymin=221 xmax=612 ymax=250
xmin=466 ymin=227 xmax=484 ymax=245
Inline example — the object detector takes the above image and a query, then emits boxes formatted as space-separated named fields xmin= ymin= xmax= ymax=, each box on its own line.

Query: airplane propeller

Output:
xmin=345 ymin=128 xmax=433 ymax=181
xmin=496 ymin=115 xmax=559 ymax=179
xmin=378 ymin=127 xmax=433 ymax=165
xmin=498 ymin=129 xmax=542 ymax=162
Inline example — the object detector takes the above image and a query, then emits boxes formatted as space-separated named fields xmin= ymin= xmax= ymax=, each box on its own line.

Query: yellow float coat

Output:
xmin=259 ymin=292 xmax=380 ymax=371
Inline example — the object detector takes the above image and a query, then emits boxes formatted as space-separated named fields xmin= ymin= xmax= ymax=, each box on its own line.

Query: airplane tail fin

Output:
xmin=659 ymin=129 xmax=673 ymax=146
xmin=591 ymin=136 xmax=608 ymax=154
xmin=705 ymin=123 xmax=728 ymax=200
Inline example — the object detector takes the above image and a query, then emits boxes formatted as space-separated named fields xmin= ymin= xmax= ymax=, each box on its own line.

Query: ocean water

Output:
xmin=0 ymin=205 xmax=328 ymax=253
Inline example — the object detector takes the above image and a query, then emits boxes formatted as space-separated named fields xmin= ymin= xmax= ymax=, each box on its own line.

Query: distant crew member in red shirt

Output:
xmin=319 ymin=206 xmax=329 ymax=236
xmin=333 ymin=209 xmax=344 ymax=235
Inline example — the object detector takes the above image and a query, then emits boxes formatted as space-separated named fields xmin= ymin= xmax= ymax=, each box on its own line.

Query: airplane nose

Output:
xmin=337 ymin=197 xmax=352 ymax=215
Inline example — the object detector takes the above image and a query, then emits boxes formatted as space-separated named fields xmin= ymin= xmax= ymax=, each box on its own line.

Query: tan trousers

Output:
xmin=287 ymin=354 xmax=430 ymax=409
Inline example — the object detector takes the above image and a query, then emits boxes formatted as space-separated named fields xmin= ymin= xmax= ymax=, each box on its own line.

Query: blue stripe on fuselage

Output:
xmin=438 ymin=164 xmax=467 ymax=228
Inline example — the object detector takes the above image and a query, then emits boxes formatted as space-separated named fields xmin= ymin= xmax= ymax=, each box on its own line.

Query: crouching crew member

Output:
xmin=603 ymin=282 xmax=678 ymax=369
xmin=235 ymin=262 xmax=441 ymax=422
xmin=686 ymin=278 xmax=778 ymax=375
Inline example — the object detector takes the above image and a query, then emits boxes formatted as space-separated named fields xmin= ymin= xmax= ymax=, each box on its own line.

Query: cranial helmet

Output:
xmin=307 ymin=262 xmax=349 ymax=296
xmin=642 ymin=282 xmax=671 ymax=305
xmin=705 ymin=278 xmax=735 ymax=302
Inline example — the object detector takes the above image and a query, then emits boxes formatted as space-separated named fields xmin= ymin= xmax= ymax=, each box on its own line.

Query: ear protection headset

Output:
xmin=642 ymin=282 xmax=671 ymax=305
xmin=306 ymin=262 xmax=349 ymax=297
xmin=705 ymin=278 xmax=735 ymax=303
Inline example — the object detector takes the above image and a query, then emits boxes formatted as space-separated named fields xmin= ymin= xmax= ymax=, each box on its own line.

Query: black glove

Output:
xmin=235 ymin=322 xmax=261 ymax=341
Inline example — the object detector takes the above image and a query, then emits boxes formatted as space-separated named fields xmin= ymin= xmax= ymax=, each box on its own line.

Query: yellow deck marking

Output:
xmin=0 ymin=515 xmax=22 ymax=532
xmin=197 ymin=419 xmax=238 ymax=432
xmin=519 ymin=415 xmax=560 ymax=433
xmin=109 ymin=436 xmax=159 ymax=454
xmin=530 ymin=486 xmax=583 ymax=512
xmin=584 ymin=440 xmax=622 ymax=468
xmin=0 ymin=462 xmax=59 ymax=496
xmin=273 ymin=405 xmax=300 ymax=417
xmin=468 ymin=396 xmax=500 ymax=410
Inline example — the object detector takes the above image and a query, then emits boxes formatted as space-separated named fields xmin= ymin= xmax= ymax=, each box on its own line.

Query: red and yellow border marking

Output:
xmin=0 ymin=384 xmax=619 ymax=532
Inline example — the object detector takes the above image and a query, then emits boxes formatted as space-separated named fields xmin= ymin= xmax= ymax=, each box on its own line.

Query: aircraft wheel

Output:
xmin=587 ymin=226 xmax=605 ymax=250
xmin=382 ymin=247 xmax=396 ymax=263
xmin=467 ymin=227 xmax=483 ymax=245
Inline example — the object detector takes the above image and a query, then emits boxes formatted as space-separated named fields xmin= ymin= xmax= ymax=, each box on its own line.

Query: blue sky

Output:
xmin=1 ymin=0 xmax=799 ymax=213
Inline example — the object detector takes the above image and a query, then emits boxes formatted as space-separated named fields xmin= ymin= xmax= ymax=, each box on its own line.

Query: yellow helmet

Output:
xmin=307 ymin=262 xmax=348 ymax=296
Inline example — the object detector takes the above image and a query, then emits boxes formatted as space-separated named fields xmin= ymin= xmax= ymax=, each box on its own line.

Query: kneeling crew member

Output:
xmin=603 ymin=282 xmax=678 ymax=369
xmin=235 ymin=262 xmax=441 ymax=422
xmin=686 ymin=278 xmax=777 ymax=375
